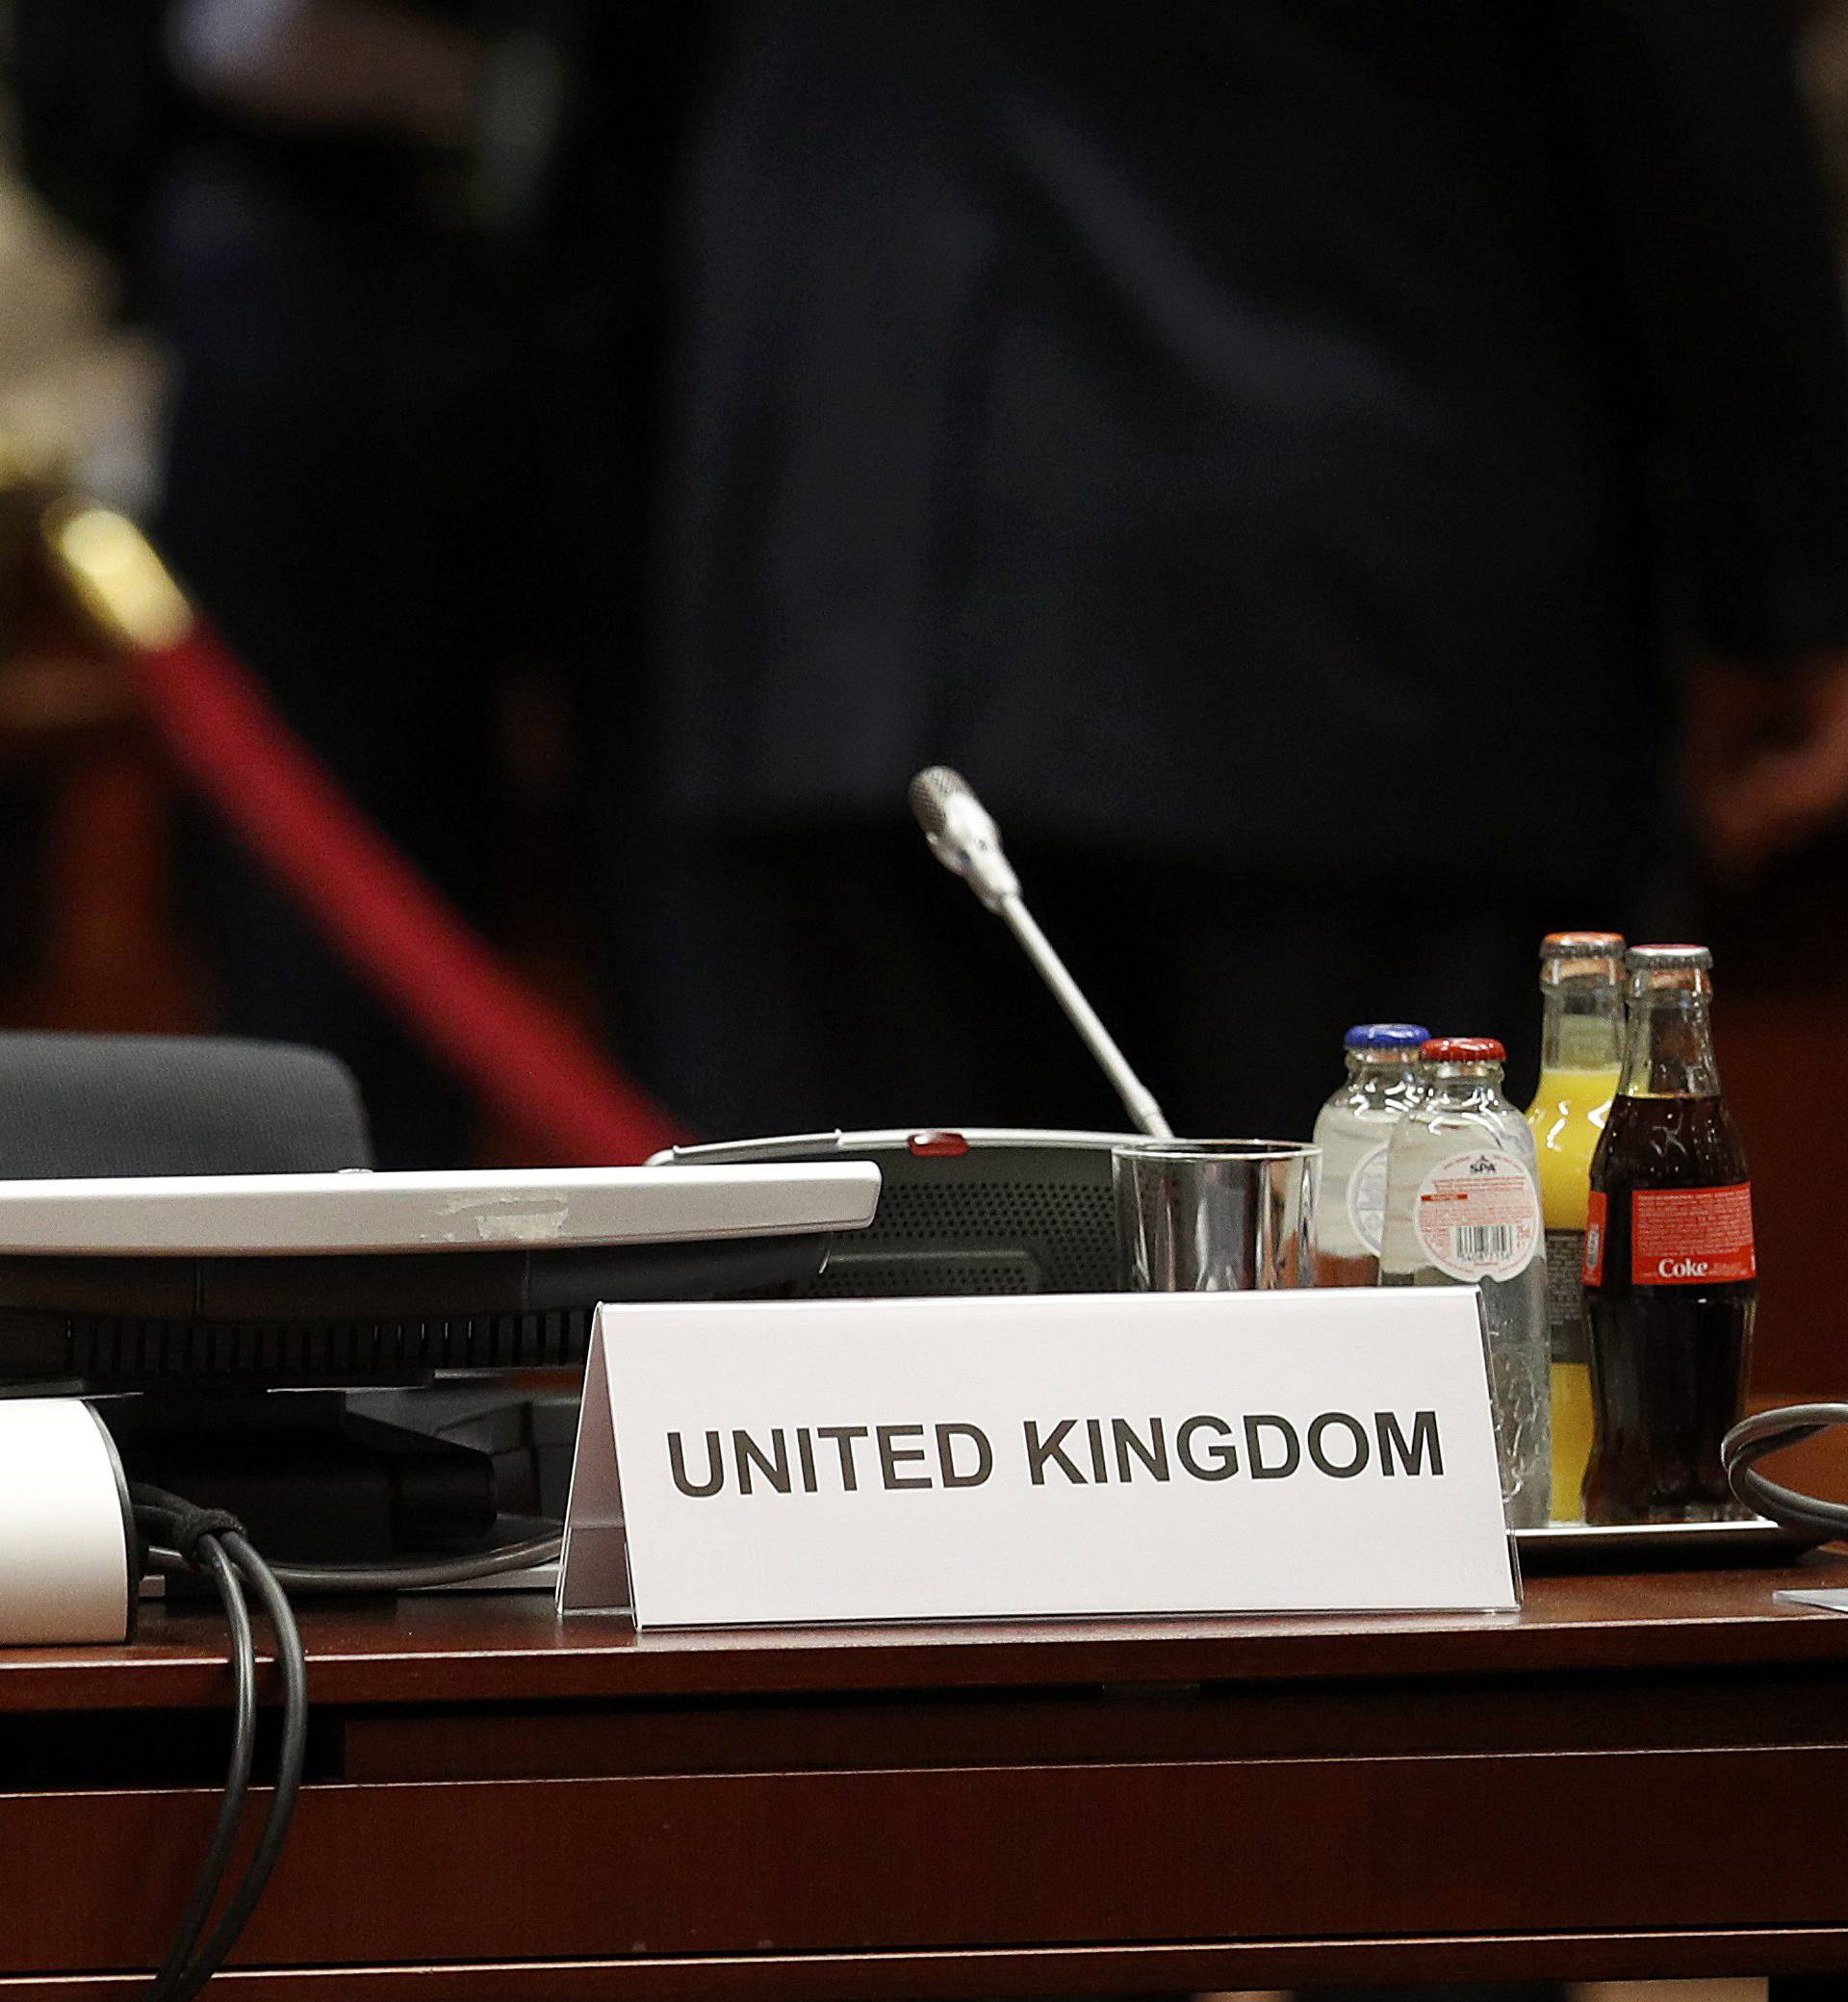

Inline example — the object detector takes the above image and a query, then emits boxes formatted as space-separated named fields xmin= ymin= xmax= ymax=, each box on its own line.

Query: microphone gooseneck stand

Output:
xmin=908 ymin=766 xmax=1174 ymax=1140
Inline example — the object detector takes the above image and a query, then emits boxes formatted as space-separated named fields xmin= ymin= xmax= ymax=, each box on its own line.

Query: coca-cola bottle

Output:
xmin=1582 ymin=944 xmax=1756 ymax=1524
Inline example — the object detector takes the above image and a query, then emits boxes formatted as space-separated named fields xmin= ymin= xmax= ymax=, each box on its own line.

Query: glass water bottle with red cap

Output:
xmin=1380 ymin=1038 xmax=1550 ymax=1527
xmin=1582 ymin=945 xmax=1755 ymax=1524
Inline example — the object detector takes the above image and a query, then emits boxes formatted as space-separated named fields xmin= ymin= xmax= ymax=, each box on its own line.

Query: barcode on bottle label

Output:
xmin=1414 ymin=1149 xmax=1542 ymax=1283
xmin=1546 ymin=1229 xmax=1591 ymax=1363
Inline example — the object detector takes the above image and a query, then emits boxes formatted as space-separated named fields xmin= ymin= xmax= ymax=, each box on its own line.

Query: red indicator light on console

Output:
xmin=908 ymin=1130 xmax=969 ymax=1158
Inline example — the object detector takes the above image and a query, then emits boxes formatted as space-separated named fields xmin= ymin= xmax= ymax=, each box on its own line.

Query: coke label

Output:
xmin=1628 ymin=1183 xmax=1756 ymax=1288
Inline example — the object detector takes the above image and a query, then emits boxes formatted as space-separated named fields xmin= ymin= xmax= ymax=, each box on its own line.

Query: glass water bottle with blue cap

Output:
xmin=1312 ymin=1023 xmax=1430 ymax=1286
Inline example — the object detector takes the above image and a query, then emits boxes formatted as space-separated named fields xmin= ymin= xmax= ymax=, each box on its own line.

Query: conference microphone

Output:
xmin=909 ymin=768 xmax=1173 ymax=1139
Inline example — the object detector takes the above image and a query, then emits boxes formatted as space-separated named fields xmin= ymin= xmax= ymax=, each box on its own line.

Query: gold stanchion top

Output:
xmin=41 ymin=500 xmax=192 ymax=654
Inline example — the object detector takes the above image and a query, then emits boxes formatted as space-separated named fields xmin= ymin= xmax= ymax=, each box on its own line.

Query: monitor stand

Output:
xmin=96 ymin=1391 xmax=525 ymax=1566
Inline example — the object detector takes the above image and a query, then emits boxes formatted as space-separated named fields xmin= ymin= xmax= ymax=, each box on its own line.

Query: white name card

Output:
xmin=557 ymin=1288 xmax=1519 ymax=1629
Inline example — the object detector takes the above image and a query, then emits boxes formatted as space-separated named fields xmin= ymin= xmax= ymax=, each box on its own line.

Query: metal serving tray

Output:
xmin=1514 ymin=1515 xmax=1823 ymax=1571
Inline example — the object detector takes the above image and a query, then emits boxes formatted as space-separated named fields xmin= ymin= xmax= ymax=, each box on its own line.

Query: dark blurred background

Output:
xmin=3 ymin=0 xmax=1848 ymax=1450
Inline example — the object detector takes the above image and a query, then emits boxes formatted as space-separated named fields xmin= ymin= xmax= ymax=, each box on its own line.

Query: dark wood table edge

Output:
xmin=5 ymin=1926 xmax=1848 ymax=2000
xmin=9 ymin=1557 xmax=1848 ymax=1712
xmin=7 ymin=1568 xmax=1848 ymax=1996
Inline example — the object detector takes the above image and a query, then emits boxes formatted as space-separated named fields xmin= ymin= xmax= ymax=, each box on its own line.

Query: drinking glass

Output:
xmin=1113 ymin=1140 xmax=1320 ymax=1291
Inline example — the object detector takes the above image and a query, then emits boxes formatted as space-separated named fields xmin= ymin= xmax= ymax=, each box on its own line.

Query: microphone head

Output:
xmin=908 ymin=765 xmax=1020 ymax=911
xmin=908 ymin=765 xmax=972 ymax=844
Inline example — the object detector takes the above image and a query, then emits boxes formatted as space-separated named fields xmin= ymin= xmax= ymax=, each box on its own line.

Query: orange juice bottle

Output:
xmin=1526 ymin=932 xmax=1625 ymax=1520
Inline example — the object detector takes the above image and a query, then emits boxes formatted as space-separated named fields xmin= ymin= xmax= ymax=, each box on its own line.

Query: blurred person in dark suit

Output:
xmin=634 ymin=0 xmax=1848 ymax=1144
xmin=12 ymin=0 xmax=684 ymax=1164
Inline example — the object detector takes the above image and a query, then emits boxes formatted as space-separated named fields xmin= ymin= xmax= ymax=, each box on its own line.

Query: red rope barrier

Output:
xmin=129 ymin=623 xmax=680 ymax=1165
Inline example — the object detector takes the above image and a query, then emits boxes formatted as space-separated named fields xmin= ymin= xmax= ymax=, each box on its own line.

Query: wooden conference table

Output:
xmin=5 ymin=1554 xmax=1848 ymax=1998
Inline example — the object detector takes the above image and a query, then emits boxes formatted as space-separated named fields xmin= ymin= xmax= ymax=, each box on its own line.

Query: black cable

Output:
xmin=128 ymin=1486 xmax=310 ymax=2002
xmin=145 ymin=1531 xmax=561 ymax=1596
xmin=161 ymin=1529 xmax=308 ymax=2002
xmin=1722 ymin=1402 xmax=1848 ymax=1541
xmin=266 ymin=1531 xmax=561 ymax=1593
xmin=127 ymin=1498 xmax=551 ymax=1995
xmin=147 ymin=1534 xmax=255 ymax=2002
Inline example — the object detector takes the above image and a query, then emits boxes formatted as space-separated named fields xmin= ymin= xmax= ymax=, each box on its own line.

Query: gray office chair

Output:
xmin=0 ymin=1032 xmax=372 ymax=1176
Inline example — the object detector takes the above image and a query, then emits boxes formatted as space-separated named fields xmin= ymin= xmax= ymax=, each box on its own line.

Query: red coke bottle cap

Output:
xmin=1421 ymin=1037 xmax=1506 ymax=1063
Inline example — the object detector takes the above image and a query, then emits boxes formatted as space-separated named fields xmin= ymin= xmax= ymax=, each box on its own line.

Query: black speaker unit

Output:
xmin=654 ymin=1128 xmax=1138 ymax=1296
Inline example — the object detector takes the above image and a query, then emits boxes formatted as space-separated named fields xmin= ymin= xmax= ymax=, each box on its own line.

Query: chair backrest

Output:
xmin=0 ymin=1034 xmax=372 ymax=1177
